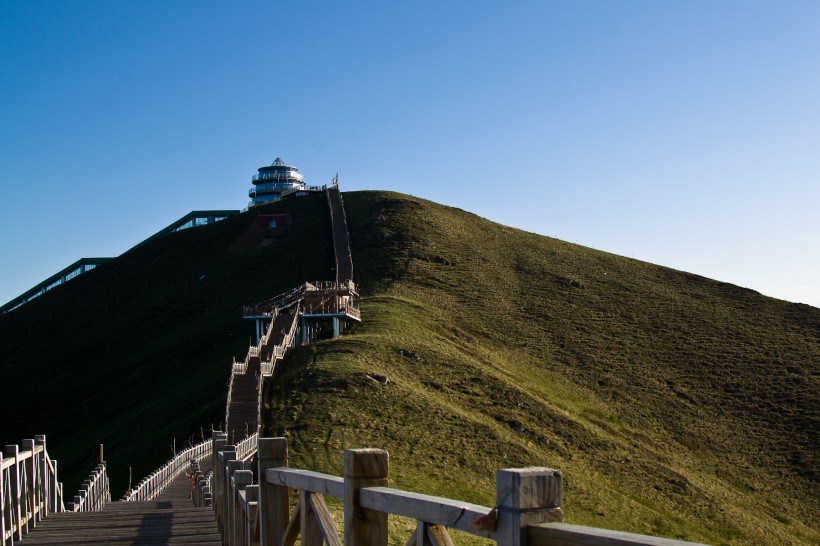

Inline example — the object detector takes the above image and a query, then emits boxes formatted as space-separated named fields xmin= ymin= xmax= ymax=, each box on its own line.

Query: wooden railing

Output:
xmin=122 ymin=438 xmax=212 ymax=501
xmin=193 ymin=432 xmax=258 ymax=510
xmin=207 ymin=434 xmax=707 ymax=546
xmin=65 ymin=447 xmax=110 ymax=513
xmin=244 ymin=280 xmax=358 ymax=318
xmin=1 ymin=435 xmax=65 ymax=545
xmin=234 ymin=304 xmax=299 ymax=377
xmin=235 ymin=433 xmax=259 ymax=462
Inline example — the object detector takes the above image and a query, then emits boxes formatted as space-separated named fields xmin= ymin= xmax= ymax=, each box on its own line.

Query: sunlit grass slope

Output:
xmin=263 ymin=191 xmax=819 ymax=546
xmin=0 ymin=195 xmax=333 ymax=496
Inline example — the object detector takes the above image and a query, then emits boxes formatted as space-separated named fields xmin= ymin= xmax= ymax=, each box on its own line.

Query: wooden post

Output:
xmin=217 ymin=444 xmax=236 ymax=536
xmin=495 ymin=468 xmax=563 ymax=546
xmin=212 ymin=433 xmax=227 ymax=517
xmin=51 ymin=459 xmax=59 ymax=512
xmin=258 ymin=437 xmax=288 ymax=546
xmin=344 ymin=448 xmax=389 ymax=546
xmin=245 ymin=484 xmax=259 ymax=546
xmin=234 ymin=470 xmax=254 ymax=546
xmin=225 ymin=459 xmax=243 ymax=546
xmin=35 ymin=435 xmax=48 ymax=518
xmin=22 ymin=439 xmax=37 ymax=527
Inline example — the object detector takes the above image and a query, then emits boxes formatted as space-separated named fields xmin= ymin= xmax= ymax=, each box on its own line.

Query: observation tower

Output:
xmin=248 ymin=157 xmax=306 ymax=207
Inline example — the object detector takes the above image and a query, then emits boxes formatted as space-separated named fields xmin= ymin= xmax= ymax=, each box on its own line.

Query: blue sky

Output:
xmin=1 ymin=1 xmax=819 ymax=308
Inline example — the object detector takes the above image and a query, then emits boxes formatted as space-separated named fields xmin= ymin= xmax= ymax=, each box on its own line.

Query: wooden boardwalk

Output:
xmin=327 ymin=186 xmax=354 ymax=283
xmin=20 ymin=465 xmax=219 ymax=545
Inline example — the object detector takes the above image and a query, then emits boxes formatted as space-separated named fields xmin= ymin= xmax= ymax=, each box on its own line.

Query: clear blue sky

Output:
xmin=2 ymin=1 xmax=819 ymax=308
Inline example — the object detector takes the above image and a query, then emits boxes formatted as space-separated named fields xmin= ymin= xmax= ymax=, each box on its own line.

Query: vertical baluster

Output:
xmin=4 ymin=445 xmax=21 ymax=541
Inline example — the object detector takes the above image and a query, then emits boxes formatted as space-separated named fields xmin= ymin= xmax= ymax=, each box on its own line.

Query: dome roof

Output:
xmin=271 ymin=158 xmax=286 ymax=167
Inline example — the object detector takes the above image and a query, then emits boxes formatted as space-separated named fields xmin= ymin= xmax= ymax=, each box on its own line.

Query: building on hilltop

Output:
xmin=248 ymin=157 xmax=307 ymax=207
xmin=247 ymin=156 xmax=331 ymax=208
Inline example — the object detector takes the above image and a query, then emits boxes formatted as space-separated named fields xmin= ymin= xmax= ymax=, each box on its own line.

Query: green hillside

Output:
xmin=0 ymin=194 xmax=334 ymax=495
xmin=1 ymin=190 xmax=817 ymax=545
xmin=262 ymin=191 xmax=819 ymax=546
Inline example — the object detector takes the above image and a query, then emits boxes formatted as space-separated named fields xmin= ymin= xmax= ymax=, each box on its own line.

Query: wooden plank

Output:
xmin=300 ymin=490 xmax=322 ymax=546
xmin=528 ymin=523 xmax=710 ymax=546
xmin=308 ymin=492 xmax=343 ymax=546
xmin=427 ymin=524 xmax=455 ymax=546
xmin=404 ymin=529 xmax=417 ymax=546
xmin=359 ymin=486 xmax=495 ymax=538
xmin=282 ymin=498 xmax=301 ymax=546
xmin=265 ymin=468 xmax=344 ymax=498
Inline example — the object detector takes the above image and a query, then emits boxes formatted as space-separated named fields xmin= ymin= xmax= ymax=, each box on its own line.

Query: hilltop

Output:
xmin=262 ymin=191 xmax=819 ymax=545
xmin=0 ymin=190 xmax=817 ymax=545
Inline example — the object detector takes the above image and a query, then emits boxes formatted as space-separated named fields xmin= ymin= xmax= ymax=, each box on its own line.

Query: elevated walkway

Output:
xmin=327 ymin=185 xmax=354 ymax=282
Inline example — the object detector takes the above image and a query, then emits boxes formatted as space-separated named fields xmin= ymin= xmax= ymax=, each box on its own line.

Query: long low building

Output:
xmin=0 ymin=210 xmax=239 ymax=315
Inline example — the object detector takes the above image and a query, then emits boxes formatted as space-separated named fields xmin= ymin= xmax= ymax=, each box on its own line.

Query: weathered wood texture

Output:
xmin=258 ymin=438 xmax=288 ymax=546
xmin=265 ymin=468 xmax=344 ymax=498
xmin=496 ymin=467 xmax=564 ymax=546
xmin=21 ymin=466 xmax=221 ymax=545
xmin=307 ymin=492 xmax=342 ymax=546
xmin=218 ymin=437 xmax=709 ymax=546
xmin=528 ymin=523 xmax=710 ymax=546
xmin=344 ymin=449 xmax=389 ymax=546
xmin=18 ymin=500 xmax=221 ymax=545
xmin=360 ymin=486 xmax=494 ymax=538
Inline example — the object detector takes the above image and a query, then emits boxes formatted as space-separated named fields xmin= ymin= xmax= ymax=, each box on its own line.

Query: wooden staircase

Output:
xmin=225 ymin=311 xmax=299 ymax=444
xmin=326 ymin=186 xmax=354 ymax=283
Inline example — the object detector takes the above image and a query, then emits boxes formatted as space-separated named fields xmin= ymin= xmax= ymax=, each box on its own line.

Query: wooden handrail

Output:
xmin=528 ymin=523 xmax=708 ymax=546
xmin=359 ymin=486 xmax=495 ymax=539
xmin=206 ymin=434 xmax=709 ymax=546
xmin=122 ymin=438 xmax=212 ymax=501
xmin=66 ymin=461 xmax=110 ymax=513
xmin=2 ymin=435 xmax=66 ymax=544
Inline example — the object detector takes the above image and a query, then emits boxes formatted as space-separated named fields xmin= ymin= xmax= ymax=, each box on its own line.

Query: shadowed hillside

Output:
xmin=0 ymin=194 xmax=334 ymax=495
xmin=262 ymin=191 xmax=819 ymax=545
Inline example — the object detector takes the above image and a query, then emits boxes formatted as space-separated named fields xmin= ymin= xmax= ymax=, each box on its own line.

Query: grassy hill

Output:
xmin=0 ymin=194 xmax=334 ymax=495
xmin=262 ymin=191 xmax=819 ymax=546
xmin=1 ymin=190 xmax=817 ymax=545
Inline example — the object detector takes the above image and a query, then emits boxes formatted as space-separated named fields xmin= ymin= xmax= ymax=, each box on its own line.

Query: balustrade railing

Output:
xmin=122 ymin=438 xmax=212 ymax=502
xmin=206 ymin=434 xmax=707 ymax=546
xmin=232 ymin=359 xmax=246 ymax=374
xmin=243 ymin=279 xmax=357 ymax=318
xmin=2 ymin=435 xmax=65 ymax=544
xmin=66 ymin=456 xmax=110 ymax=513
xmin=235 ymin=433 xmax=259 ymax=462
